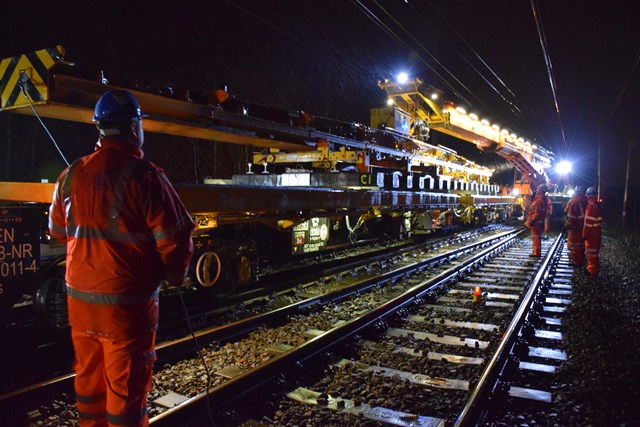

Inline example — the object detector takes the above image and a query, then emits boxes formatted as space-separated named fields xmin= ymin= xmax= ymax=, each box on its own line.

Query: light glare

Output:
xmin=556 ymin=160 xmax=573 ymax=175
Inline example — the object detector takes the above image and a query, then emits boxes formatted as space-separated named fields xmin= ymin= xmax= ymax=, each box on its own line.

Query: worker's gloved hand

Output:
xmin=166 ymin=270 xmax=191 ymax=288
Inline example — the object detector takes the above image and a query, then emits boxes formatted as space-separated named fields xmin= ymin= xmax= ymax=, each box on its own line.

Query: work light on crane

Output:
xmin=555 ymin=160 xmax=573 ymax=175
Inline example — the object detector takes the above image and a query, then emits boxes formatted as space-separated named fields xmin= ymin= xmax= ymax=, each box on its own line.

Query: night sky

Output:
xmin=1 ymin=0 xmax=639 ymax=222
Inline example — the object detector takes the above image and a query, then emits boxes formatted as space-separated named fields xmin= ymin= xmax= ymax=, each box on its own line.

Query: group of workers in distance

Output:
xmin=524 ymin=183 xmax=603 ymax=277
xmin=564 ymin=185 xmax=603 ymax=276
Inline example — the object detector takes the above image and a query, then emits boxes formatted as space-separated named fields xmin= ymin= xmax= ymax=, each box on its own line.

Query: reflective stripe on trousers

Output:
xmin=72 ymin=330 xmax=156 ymax=427
xmin=567 ymin=230 xmax=585 ymax=266
xmin=77 ymin=391 xmax=107 ymax=425
xmin=530 ymin=224 xmax=543 ymax=256
xmin=67 ymin=285 xmax=159 ymax=306
xmin=585 ymin=239 xmax=600 ymax=277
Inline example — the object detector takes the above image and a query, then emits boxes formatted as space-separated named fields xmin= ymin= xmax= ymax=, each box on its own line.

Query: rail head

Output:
xmin=454 ymin=233 xmax=565 ymax=427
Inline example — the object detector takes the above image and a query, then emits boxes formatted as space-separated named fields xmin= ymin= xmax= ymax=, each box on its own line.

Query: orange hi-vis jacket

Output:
xmin=565 ymin=194 xmax=588 ymax=230
xmin=526 ymin=193 xmax=548 ymax=227
xmin=582 ymin=196 xmax=603 ymax=276
xmin=49 ymin=139 xmax=195 ymax=340
xmin=582 ymin=197 xmax=603 ymax=241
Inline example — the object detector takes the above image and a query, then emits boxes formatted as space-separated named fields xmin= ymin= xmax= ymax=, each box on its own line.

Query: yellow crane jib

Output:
xmin=377 ymin=76 xmax=554 ymax=188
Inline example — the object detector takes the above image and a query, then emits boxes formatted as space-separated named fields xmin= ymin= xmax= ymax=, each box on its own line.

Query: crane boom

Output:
xmin=377 ymin=77 xmax=553 ymax=189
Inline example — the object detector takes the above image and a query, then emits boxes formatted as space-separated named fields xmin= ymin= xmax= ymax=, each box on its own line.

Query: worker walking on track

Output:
xmin=582 ymin=186 xmax=603 ymax=277
xmin=525 ymin=184 xmax=549 ymax=257
xmin=49 ymin=90 xmax=195 ymax=427
xmin=564 ymin=186 xmax=588 ymax=266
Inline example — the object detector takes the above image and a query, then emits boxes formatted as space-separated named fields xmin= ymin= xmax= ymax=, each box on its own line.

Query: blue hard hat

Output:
xmin=586 ymin=186 xmax=597 ymax=196
xmin=93 ymin=90 xmax=147 ymax=123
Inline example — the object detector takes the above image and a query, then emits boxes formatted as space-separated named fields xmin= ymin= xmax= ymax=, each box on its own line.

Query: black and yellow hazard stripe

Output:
xmin=0 ymin=45 xmax=64 ymax=111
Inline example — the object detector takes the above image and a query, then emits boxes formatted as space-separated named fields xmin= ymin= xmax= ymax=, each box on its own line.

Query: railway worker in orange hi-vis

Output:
xmin=524 ymin=184 xmax=549 ymax=257
xmin=582 ymin=186 xmax=603 ymax=277
xmin=564 ymin=185 xmax=588 ymax=266
xmin=49 ymin=90 xmax=195 ymax=427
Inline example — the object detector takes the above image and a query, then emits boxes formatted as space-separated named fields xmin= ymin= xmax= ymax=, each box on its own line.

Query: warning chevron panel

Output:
xmin=0 ymin=46 xmax=64 ymax=110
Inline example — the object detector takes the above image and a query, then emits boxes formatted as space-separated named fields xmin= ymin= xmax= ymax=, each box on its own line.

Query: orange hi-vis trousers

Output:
xmin=530 ymin=224 xmax=543 ymax=256
xmin=71 ymin=330 xmax=156 ymax=427
xmin=585 ymin=234 xmax=601 ymax=277
xmin=566 ymin=229 xmax=585 ymax=266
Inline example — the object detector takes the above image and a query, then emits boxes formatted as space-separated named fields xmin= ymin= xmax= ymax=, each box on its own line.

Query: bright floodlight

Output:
xmin=512 ymin=188 xmax=520 ymax=196
xmin=397 ymin=72 xmax=409 ymax=84
xmin=567 ymin=189 xmax=575 ymax=197
xmin=556 ymin=160 xmax=573 ymax=175
xmin=387 ymin=98 xmax=394 ymax=106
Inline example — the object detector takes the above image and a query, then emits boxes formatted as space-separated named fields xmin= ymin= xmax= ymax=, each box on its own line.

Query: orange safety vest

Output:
xmin=49 ymin=139 xmax=195 ymax=340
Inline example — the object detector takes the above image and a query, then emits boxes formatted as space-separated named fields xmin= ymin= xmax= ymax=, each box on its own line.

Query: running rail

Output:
xmin=453 ymin=233 xmax=565 ymax=426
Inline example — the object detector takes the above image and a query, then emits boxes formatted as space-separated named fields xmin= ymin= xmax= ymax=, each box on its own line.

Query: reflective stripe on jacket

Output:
xmin=49 ymin=139 xmax=195 ymax=339
xmin=582 ymin=197 xmax=603 ymax=240
xmin=527 ymin=194 xmax=548 ymax=226
xmin=564 ymin=194 xmax=587 ymax=230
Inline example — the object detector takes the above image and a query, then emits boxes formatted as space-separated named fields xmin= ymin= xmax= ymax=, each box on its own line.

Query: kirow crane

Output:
xmin=376 ymin=77 xmax=554 ymax=194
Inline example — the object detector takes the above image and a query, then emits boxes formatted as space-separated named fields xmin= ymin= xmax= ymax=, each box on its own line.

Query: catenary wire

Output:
xmin=250 ymin=2 xmax=358 ymax=69
xmin=229 ymin=0 xmax=521 ymax=136
xmin=372 ymin=0 xmax=488 ymax=108
xmin=606 ymin=44 xmax=640 ymax=124
xmin=419 ymin=0 xmax=524 ymax=119
xmin=530 ymin=0 xmax=567 ymax=147
xmin=421 ymin=0 xmax=548 ymax=145
xmin=356 ymin=0 xmax=545 ymax=146
xmin=353 ymin=0 xmax=477 ymax=107
xmin=223 ymin=0 xmax=360 ymax=74
xmin=224 ymin=0 xmax=547 ymax=147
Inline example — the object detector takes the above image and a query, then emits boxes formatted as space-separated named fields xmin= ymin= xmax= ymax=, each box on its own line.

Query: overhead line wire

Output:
xmin=353 ymin=0 xmax=476 ymax=107
xmin=373 ymin=0 xmax=547 ymax=146
xmin=370 ymin=0 xmax=487 ymax=108
xmin=530 ymin=0 xmax=567 ymax=147
xmin=606 ymin=44 xmax=640 ymax=124
xmin=223 ymin=0 xmax=359 ymax=74
xmin=420 ymin=0 xmax=519 ymax=103
xmin=421 ymin=0 xmax=547 ymax=144
xmin=251 ymin=2 xmax=355 ymax=67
